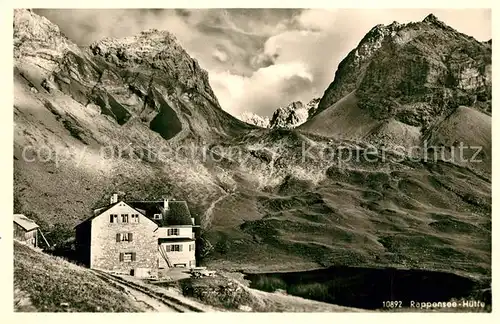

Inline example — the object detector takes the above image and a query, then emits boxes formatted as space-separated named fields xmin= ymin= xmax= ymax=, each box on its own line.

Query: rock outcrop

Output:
xmin=314 ymin=14 xmax=492 ymax=130
xmin=269 ymin=98 xmax=320 ymax=129
xmin=241 ymin=98 xmax=319 ymax=129
xmin=14 ymin=9 xmax=80 ymax=72
xmin=240 ymin=112 xmax=270 ymax=128
xmin=269 ymin=101 xmax=308 ymax=129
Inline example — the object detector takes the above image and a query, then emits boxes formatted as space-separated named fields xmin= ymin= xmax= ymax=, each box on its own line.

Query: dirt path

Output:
xmin=112 ymin=279 xmax=177 ymax=312
xmin=93 ymin=270 xmax=205 ymax=312
xmin=203 ymin=191 xmax=233 ymax=228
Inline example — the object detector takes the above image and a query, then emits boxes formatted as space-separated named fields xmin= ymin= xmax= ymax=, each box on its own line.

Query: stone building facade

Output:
xmin=75 ymin=195 xmax=198 ymax=277
xmin=75 ymin=200 xmax=158 ymax=277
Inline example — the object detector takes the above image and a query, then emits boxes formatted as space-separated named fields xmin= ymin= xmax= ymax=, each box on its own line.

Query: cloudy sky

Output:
xmin=35 ymin=9 xmax=491 ymax=117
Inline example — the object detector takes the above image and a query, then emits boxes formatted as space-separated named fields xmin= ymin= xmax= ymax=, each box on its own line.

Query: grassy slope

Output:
xmin=300 ymin=92 xmax=423 ymax=152
xmin=14 ymin=241 xmax=145 ymax=312
xmin=201 ymin=131 xmax=491 ymax=279
xmin=300 ymin=92 xmax=381 ymax=140
xmin=300 ymin=92 xmax=491 ymax=168
xmin=425 ymin=106 xmax=492 ymax=173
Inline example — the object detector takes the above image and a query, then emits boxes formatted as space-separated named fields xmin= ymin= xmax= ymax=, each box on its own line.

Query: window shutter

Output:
xmin=179 ymin=244 xmax=183 ymax=252
xmin=166 ymin=245 xmax=171 ymax=252
xmin=131 ymin=252 xmax=136 ymax=261
xmin=128 ymin=233 xmax=133 ymax=242
xmin=110 ymin=215 xmax=114 ymax=223
xmin=189 ymin=244 xmax=191 ymax=251
xmin=116 ymin=233 xmax=121 ymax=242
xmin=119 ymin=253 xmax=124 ymax=262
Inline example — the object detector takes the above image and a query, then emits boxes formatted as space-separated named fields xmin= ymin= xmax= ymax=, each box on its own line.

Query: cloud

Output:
xmin=35 ymin=9 xmax=491 ymax=118
xmin=210 ymin=62 xmax=314 ymax=116
xmin=212 ymin=8 xmax=492 ymax=117
xmin=212 ymin=48 xmax=229 ymax=62
xmin=295 ymin=8 xmax=338 ymax=31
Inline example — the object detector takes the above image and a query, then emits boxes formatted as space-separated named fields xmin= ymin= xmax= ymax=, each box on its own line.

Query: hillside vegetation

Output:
xmin=14 ymin=241 xmax=146 ymax=312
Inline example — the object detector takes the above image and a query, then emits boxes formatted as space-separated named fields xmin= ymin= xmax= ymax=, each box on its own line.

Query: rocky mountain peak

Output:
xmin=422 ymin=13 xmax=452 ymax=30
xmin=14 ymin=9 xmax=62 ymax=47
xmin=89 ymin=29 xmax=179 ymax=61
xmin=88 ymin=29 xmax=215 ymax=100
xmin=13 ymin=9 xmax=79 ymax=69
xmin=423 ymin=13 xmax=440 ymax=24
xmin=240 ymin=112 xmax=270 ymax=128
xmin=268 ymin=98 xmax=319 ymax=129
xmin=350 ymin=19 xmax=408 ymax=67
xmin=314 ymin=14 xmax=492 ymax=127
xmin=280 ymin=101 xmax=304 ymax=112
xmin=240 ymin=98 xmax=320 ymax=129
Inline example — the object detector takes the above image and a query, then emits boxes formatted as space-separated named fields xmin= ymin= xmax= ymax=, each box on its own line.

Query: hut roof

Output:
xmin=14 ymin=214 xmax=39 ymax=231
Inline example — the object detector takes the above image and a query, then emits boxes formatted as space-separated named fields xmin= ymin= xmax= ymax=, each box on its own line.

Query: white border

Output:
xmin=1 ymin=1 xmax=496 ymax=323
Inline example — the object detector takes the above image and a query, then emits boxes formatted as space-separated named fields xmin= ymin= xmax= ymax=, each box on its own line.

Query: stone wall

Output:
xmin=90 ymin=202 xmax=158 ymax=275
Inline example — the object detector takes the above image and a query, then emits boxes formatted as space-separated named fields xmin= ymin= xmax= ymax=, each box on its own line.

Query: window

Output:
xmin=167 ymin=228 xmax=179 ymax=236
xmin=189 ymin=243 xmax=195 ymax=251
xmin=119 ymin=252 xmax=136 ymax=262
xmin=167 ymin=244 xmax=182 ymax=252
xmin=131 ymin=214 xmax=139 ymax=223
xmin=109 ymin=214 xmax=118 ymax=223
xmin=121 ymin=214 xmax=128 ymax=223
xmin=153 ymin=213 xmax=162 ymax=220
xmin=116 ymin=233 xmax=133 ymax=242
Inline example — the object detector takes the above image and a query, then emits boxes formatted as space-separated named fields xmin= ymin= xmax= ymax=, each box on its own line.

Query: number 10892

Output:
xmin=383 ymin=301 xmax=403 ymax=308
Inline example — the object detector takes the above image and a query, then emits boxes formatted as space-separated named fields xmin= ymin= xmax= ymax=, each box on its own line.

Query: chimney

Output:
xmin=164 ymin=198 xmax=169 ymax=210
xmin=110 ymin=193 xmax=118 ymax=204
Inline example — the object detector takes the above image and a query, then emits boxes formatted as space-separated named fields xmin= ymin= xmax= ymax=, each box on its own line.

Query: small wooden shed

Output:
xmin=14 ymin=214 xmax=39 ymax=247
